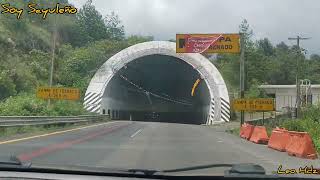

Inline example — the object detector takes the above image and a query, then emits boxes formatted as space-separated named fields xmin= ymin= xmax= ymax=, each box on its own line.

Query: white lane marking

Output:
xmin=130 ymin=129 xmax=142 ymax=138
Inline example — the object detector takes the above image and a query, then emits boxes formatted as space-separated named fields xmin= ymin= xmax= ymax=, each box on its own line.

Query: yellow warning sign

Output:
xmin=37 ymin=87 xmax=80 ymax=100
xmin=176 ymin=34 xmax=240 ymax=53
xmin=232 ymin=98 xmax=275 ymax=111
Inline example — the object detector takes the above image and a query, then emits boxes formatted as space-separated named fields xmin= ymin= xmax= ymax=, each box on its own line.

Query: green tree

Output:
xmin=126 ymin=35 xmax=154 ymax=46
xmin=266 ymin=43 xmax=297 ymax=84
xmin=105 ymin=11 xmax=125 ymax=40
xmin=0 ymin=70 xmax=16 ymax=100
xmin=276 ymin=41 xmax=289 ymax=51
xmin=239 ymin=19 xmax=254 ymax=49
xmin=306 ymin=54 xmax=320 ymax=84
xmin=76 ymin=0 xmax=108 ymax=44
xmin=4 ymin=55 xmax=37 ymax=94
xmin=26 ymin=49 xmax=51 ymax=83
xmin=256 ymin=38 xmax=274 ymax=56
xmin=310 ymin=54 xmax=320 ymax=61
xmin=246 ymin=79 xmax=261 ymax=98
xmin=57 ymin=40 xmax=129 ymax=94
xmin=214 ymin=54 xmax=240 ymax=93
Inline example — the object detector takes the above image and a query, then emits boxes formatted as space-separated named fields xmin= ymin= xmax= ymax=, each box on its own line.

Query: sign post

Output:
xmin=239 ymin=34 xmax=245 ymax=126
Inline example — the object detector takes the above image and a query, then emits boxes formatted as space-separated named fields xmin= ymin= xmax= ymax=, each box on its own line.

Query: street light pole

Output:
xmin=288 ymin=36 xmax=310 ymax=118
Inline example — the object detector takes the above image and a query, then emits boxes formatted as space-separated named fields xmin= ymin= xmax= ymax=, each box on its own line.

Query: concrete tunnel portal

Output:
xmin=84 ymin=41 xmax=230 ymax=125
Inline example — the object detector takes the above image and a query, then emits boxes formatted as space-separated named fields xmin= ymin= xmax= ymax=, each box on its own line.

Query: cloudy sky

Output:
xmin=69 ymin=0 xmax=319 ymax=55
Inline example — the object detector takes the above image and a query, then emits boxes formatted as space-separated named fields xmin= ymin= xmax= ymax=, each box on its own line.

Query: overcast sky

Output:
xmin=69 ymin=0 xmax=319 ymax=55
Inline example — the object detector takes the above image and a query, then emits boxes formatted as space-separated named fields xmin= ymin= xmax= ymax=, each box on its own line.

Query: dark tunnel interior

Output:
xmin=102 ymin=54 xmax=211 ymax=125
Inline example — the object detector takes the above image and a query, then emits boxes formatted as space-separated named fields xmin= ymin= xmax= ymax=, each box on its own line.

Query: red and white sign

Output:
xmin=184 ymin=34 xmax=222 ymax=53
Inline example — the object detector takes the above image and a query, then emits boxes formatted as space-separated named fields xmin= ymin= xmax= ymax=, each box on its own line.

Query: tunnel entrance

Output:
xmin=84 ymin=41 xmax=230 ymax=125
xmin=103 ymin=54 xmax=210 ymax=124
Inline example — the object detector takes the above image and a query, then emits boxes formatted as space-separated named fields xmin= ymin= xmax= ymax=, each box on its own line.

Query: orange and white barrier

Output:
xmin=285 ymin=131 xmax=318 ymax=159
xmin=268 ymin=127 xmax=289 ymax=152
xmin=249 ymin=126 xmax=269 ymax=144
xmin=239 ymin=123 xmax=254 ymax=140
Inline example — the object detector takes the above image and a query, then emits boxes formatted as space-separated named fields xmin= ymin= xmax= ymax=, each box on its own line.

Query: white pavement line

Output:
xmin=130 ymin=129 xmax=142 ymax=138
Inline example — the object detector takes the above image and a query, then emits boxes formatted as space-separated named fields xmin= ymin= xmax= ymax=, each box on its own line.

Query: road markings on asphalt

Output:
xmin=130 ymin=129 xmax=142 ymax=138
xmin=17 ymin=123 xmax=131 ymax=161
xmin=216 ymin=138 xmax=224 ymax=143
xmin=0 ymin=121 xmax=117 ymax=145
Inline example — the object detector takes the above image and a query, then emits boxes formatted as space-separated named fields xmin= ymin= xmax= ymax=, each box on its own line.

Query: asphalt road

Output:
xmin=0 ymin=120 xmax=319 ymax=177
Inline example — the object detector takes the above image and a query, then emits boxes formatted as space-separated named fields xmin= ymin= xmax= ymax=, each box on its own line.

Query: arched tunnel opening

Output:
xmin=102 ymin=54 xmax=211 ymax=125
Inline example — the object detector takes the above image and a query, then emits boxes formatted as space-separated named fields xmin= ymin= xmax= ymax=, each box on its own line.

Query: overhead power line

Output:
xmin=118 ymin=74 xmax=192 ymax=106
xmin=111 ymin=67 xmax=192 ymax=106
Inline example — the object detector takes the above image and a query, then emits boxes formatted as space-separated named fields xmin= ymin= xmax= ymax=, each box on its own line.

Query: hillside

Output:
xmin=0 ymin=0 xmax=153 ymax=115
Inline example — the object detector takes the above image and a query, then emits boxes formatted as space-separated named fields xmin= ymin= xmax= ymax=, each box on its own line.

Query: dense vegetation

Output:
xmin=0 ymin=0 xmax=153 ymax=115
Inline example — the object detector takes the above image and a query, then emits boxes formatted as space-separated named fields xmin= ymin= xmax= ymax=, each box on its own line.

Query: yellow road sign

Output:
xmin=37 ymin=87 xmax=80 ymax=100
xmin=232 ymin=98 xmax=275 ymax=111
xmin=176 ymin=34 xmax=240 ymax=53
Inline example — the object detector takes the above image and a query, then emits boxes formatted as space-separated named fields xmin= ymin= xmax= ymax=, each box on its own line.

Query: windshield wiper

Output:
xmin=127 ymin=163 xmax=266 ymax=176
xmin=161 ymin=163 xmax=234 ymax=173
xmin=0 ymin=156 xmax=269 ymax=177
xmin=124 ymin=169 xmax=161 ymax=176
xmin=0 ymin=155 xmax=31 ymax=169
xmin=159 ymin=163 xmax=268 ymax=176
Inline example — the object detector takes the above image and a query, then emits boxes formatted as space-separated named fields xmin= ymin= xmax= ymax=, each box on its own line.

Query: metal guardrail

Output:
xmin=0 ymin=115 xmax=110 ymax=127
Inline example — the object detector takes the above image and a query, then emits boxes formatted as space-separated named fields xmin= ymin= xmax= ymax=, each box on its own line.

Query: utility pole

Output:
xmin=288 ymin=36 xmax=310 ymax=118
xmin=48 ymin=14 xmax=57 ymax=108
xmin=239 ymin=34 xmax=245 ymax=125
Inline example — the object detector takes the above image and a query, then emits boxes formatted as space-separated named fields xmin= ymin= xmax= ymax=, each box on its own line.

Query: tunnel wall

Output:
xmin=84 ymin=41 xmax=230 ymax=124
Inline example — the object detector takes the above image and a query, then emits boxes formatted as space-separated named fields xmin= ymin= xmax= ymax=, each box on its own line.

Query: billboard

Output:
xmin=176 ymin=34 xmax=240 ymax=53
